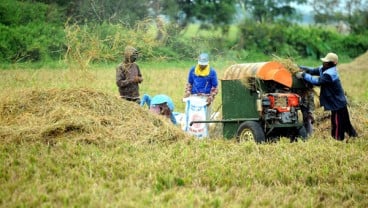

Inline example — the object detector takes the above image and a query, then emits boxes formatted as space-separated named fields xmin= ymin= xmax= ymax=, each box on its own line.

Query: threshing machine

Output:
xmin=191 ymin=61 xmax=310 ymax=143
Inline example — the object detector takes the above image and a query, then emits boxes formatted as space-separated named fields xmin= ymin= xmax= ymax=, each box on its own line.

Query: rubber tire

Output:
xmin=236 ymin=121 xmax=266 ymax=143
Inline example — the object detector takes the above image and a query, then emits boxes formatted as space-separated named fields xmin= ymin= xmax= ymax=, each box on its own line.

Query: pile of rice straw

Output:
xmin=0 ymin=88 xmax=189 ymax=144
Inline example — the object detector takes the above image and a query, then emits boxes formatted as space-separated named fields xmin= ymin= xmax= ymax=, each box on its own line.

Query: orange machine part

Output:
xmin=222 ymin=61 xmax=293 ymax=88
xmin=255 ymin=61 xmax=292 ymax=88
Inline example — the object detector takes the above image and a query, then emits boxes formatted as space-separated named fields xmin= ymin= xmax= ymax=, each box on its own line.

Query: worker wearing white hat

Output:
xmin=183 ymin=53 xmax=219 ymax=138
xmin=296 ymin=52 xmax=358 ymax=141
xmin=184 ymin=53 xmax=218 ymax=104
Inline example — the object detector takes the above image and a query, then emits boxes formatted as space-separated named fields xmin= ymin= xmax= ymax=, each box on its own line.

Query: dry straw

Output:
xmin=0 ymin=88 xmax=190 ymax=145
xmin=222 ymin=64 xmax=258 ymax=89
xmin=271 ymin=55 xmax=301 ymax=74
xmin=64 ymin=18 xmax=159 ymax=71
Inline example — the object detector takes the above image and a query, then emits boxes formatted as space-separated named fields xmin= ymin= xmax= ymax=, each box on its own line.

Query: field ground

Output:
xmin=0 ymin=52 xmax=367 ymax=207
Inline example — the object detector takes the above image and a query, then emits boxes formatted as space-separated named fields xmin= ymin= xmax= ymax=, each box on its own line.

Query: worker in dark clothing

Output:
xmin=299 ymin=89 xmax=315 ymax=136
xmin=296 ymin=52 xmax=357 ymax=141
xmin=116 ymin=46 xmax=143 ymax=104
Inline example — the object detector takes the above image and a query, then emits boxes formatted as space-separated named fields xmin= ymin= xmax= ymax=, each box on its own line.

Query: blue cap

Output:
xmin=198 ymin=53 xmax=209 ymax=65
xmin=150 ymin=94 xmax=174 ymax=111
xmin=150 ymin=94 xmax=177 ymax=124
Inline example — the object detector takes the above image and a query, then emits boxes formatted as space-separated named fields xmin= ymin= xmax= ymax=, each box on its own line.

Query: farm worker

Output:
xmin=116 ymin=46 xmax=143 ymax=104
xmin=296 ymin=52 xmax=358 ymax=141
xmin=184 ymin=53 xmax=218 ymax=111
xmin=140 ymin=94 xmax=177 ymax=124
xmin=299 ymin=87 xmax=315 ymax=136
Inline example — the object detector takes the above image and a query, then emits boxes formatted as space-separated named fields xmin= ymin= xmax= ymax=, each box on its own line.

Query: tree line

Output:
xmin=0 ymin=0 xmax=367 ymax=64
xmin=23 ymin=0 xmax=366 ymax=33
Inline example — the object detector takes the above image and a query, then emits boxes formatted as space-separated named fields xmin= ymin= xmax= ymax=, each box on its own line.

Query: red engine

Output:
xmin=262 ymin=93 xmax=301 ymax=124
xmin=267 ymin=93 xmax=300 ymax=112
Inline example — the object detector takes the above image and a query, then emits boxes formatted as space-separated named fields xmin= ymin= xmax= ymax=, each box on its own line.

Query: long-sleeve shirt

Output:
xmin=187 ymin=66 xmax=218 ymax=95
xmin=116 ymin=62 xmax=142 ymax=100
xmin=300 ymin=65 xmax=347 ymax=111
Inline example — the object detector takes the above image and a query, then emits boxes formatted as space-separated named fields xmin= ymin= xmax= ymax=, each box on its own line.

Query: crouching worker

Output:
xmin=140 ymin=94 xmax=177 ymax=124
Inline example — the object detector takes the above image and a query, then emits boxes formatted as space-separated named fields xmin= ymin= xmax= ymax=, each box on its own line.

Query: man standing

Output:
xmin=116 ymin=46 xmax=143 ymax=104
xmin=296 ymin=52 xmax=358 ymax=141
xmin=184 ymin=53 xmax=218 ymax=106
xmin=183 ymin=53 xmax=218 ymax=138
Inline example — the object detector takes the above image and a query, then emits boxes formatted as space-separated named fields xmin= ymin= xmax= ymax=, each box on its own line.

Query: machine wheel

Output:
xmin=236 ymin=121 xmax=265 ymax=143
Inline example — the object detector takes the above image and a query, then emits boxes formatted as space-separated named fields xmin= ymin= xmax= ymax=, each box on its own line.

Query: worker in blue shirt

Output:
xmin=296 ymin=52 xmax=358 ymax=141
xmin=184 ymin=53 xmax=218 ymax=106
xmin=140 ymin=94 xmax=177 ymax=124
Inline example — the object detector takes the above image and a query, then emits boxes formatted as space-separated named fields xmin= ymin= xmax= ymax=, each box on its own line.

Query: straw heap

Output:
xmin=0 ymin=88 xmax=189 ymax=144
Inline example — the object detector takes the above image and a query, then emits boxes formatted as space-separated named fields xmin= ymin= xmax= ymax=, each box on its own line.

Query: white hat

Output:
xmin=320 ymin=52 xmax=338 ymax=64
xmin=198 ymin=53 xmax=209 ymax=65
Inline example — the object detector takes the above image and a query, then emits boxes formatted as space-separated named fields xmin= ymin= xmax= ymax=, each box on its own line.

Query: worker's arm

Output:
xmin=303 ymin=72 xmax=332 ymax=86
xmin=299 ymin=66 xmax=320 ymax=76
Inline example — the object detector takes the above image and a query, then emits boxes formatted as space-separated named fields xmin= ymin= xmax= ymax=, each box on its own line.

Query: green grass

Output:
xmin=182 ymin=24 xmax=240 ymax=42
xmin=0 ymin=60 xmax=367 ymax=207
xmin=1 ymin=138 xmax=367 ymax=207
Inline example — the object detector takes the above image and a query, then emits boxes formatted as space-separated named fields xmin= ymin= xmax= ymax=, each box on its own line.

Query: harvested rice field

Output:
xmin=0 ymin=52 xmax=367 ymax=207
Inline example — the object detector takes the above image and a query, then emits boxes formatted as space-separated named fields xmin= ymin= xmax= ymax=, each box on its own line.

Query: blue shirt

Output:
xmin=301 ymin=65 xmax=347 ymax=111
xmin=188 ymin=66 xmax=218 ymax=94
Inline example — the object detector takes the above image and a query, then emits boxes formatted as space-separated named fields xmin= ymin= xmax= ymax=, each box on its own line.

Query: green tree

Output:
xmin=310 ymin=0 xmax=368 ymax=34
xmin=22 ymin=0 xmax=152 ymax=25
xmin=167 ymin=0 xmax=238 ymax=33
xmin=73 ymin=0 xmax=151 ymax=25
xmin=310 ymin=0 xmax=341 ymax=23
xmin=239 ymin=0 xmax=307 ymax=23
xmin=0 ymin=0 xmax=65 ymax=62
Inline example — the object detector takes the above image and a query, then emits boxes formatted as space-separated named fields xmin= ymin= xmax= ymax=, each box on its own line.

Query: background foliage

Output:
xmin=0 ymin=0 xmax=367 ymax=65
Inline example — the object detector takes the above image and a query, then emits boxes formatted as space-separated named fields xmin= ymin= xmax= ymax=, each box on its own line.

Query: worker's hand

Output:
xmin=183 ymin=91 xmax=191 ymax=98
xmin=295 ymin=72 xmax=304 ymax=79
xmin=133 ymin=76 xmax=143 ymax=83
xmin=206 ymin=95 xmax=214 ymax=106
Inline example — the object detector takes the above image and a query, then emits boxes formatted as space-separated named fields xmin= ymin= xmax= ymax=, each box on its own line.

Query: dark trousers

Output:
xmin=331 ymin=106 xmax=357 ymax=140
xmin=301 ymin=106 xmax=313 ymax=136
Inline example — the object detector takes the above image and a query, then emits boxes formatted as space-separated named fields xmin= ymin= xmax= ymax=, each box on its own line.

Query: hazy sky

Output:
xmin=293 ymin=0 xmax=360 ymax=13
xmin=291 ymin=2 xmax=313 ymax=12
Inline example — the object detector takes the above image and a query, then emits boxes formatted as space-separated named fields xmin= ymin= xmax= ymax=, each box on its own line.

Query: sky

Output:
xmin=291 ymin=2 xmax=313 ymax=13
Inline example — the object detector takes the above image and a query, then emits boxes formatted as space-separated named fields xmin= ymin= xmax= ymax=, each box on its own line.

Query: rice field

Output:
xmin=0 ymin=52 xmax=367 ymax=207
